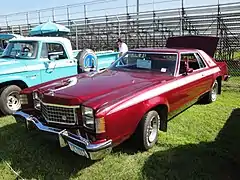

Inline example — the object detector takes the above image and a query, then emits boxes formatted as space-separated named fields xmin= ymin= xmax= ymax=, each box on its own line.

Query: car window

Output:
xmin=110 ymin=52 xmax=177 ymax=76
xmin=41 ymin=42 xmax=68 ymax=60
xmin=195 ymin=53 xmax=206 ymax=68
xmin=182 ymin=53 xmax=200 ymax=70
xmin=179 ymin=53 xmax=207 ymax=75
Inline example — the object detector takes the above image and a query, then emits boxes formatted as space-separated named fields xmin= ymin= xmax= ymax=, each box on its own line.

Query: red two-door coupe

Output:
xmin=14 ymin=36 xmax=229 ymax=160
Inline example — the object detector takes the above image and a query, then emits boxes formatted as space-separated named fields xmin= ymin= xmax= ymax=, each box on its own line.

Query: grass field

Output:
xmin=0 ymin=77 xmax=240 ymax=180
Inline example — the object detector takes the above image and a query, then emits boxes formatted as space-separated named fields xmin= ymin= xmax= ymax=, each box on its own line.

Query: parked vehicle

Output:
xmin=0 ymin=33 xmax=23 ymax=56
xmin=0 ymin=36 xmax=118 ymax=115
xmin=14 ymin=36 xmax=229 ymax=160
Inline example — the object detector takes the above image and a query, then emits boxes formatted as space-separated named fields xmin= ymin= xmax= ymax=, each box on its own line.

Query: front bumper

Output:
xmin=14 ymin=111 xmax=112 ymax=160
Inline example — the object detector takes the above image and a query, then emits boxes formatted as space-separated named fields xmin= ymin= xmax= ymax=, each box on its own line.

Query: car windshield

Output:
xmin=1 ymin=41 xmax=38 ymax=59
xmin=109 ymin=51 xmax=178 ymax=76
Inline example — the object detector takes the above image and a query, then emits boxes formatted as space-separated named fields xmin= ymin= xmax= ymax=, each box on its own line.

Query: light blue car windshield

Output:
xmin=2 ymin=41 xmax=38 ymax=59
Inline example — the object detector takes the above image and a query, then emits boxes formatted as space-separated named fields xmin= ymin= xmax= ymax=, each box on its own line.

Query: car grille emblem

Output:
xmin=62 ymin=115 xmax=67 ymax=121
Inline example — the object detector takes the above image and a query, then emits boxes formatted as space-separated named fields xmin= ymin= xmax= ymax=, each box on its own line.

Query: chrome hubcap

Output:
xmin=7 ymin=92 xmax=21 ymax=111
xmin=147 ymin=116 xmax=159 ymax=143
xmin=211 ymin=82 xmax=218 ymax=101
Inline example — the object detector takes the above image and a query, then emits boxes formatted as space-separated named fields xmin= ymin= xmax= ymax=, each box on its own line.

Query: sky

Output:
xmin=0 ymin=0 xmax=240 ymax=25
xmin=1 ymin=0 xmax=240 ymax=15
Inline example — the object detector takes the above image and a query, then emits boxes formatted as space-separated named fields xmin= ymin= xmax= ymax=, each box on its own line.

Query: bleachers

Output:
xmin=0 ymin=2 xmax=240 ymax=62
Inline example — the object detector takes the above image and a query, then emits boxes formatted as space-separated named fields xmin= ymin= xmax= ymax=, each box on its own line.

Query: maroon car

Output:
xmin=14 ymin=36 xmax=229 ymax=160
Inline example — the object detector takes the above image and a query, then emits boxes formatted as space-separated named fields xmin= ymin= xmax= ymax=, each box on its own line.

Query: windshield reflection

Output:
xmin=109 ymin=51 xmax=178 ymax=76
xmin=1 ymin=41 xmax=38 ymax=59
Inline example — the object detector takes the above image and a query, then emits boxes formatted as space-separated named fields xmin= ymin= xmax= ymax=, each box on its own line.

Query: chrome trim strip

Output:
xmin=86 ymin=140 xmax=112 ymax=151
xmin=40 ymin=100 xmax=79 ymax=108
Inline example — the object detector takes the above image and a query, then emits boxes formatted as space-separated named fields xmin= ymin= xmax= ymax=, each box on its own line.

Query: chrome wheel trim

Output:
xmin=211 ymin=82 xmax=218 ymax=102
xmin=147 ymin=115 xmax=159 ymax=143
xmin=6 ymin=91 xmax=21 ymax=111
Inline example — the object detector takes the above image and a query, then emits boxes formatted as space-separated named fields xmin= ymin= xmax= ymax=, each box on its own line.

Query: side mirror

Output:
xmin=48 ymin=54 xmax=59 ymax=61
xmin=183 ymin=58 xmax=193 ymax=75
xmin=187 ymin=68 xmax=193 ymax=73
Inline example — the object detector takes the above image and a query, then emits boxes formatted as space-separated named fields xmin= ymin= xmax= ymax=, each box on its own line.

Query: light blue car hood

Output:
xmin=0 ymin=58 xmax=27 ymax=75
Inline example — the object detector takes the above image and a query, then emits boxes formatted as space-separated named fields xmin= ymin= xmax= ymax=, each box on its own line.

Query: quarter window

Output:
xmin=195 ymin=53 xmax=206 ymax=68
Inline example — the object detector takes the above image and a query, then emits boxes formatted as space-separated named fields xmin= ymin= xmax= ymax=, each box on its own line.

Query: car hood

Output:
xmin=37 ymin=70 xmax=174 ymax=109
xmin=0 ymin=58 xmax=27 ymax=75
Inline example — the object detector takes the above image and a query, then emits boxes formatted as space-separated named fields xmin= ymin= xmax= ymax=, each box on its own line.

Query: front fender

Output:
xmin=0 ymin=74 xmax=32 ymax=87
xmin=143 ymin=96 xmax=169 ymax=113
xmin=101 ymin=95 xmax=169 ymax=144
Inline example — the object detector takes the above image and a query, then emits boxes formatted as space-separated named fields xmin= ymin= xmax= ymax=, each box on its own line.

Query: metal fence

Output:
xmin=0 ymin=0 xmax=240 ymax=76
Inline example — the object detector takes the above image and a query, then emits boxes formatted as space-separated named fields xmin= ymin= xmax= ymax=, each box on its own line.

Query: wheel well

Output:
xmin=151 ymin=104 xmax=168 ymax=132
xmin=0 ymin=80 xmax=28 ymax=92
xmin=216 ymin=76 xmax=222 ymax=94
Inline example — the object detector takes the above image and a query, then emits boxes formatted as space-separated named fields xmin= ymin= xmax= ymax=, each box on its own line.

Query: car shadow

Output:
xmin=112 ymin=137 xmax=142 ymax=155
xmin=142 ymin=108 xmax=240 ymax=180
xmin=0 ymin=122 xmax=94 ymax=179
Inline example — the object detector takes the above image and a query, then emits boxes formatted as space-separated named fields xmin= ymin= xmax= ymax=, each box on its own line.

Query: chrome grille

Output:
xmin=41 ymin=102 xmax=78 ymax=125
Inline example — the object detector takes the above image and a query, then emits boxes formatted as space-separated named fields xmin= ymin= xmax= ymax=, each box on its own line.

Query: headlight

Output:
xmin=32 ymin=91 xmax=41 ymax=110
xmin=34 ymin=100 xmax=41 ymax=110
xmin=82 ymin=106 xmax=94 ymax=117
xmin=33 ymin=91 xmax=39 ymax=100
xmin=19 ymin=94 xmax=28 ymax=105
xmin=82 ymin=106 xmax=94 ymax=129
xmin=82 ymin=106 xmax=106 ymax=133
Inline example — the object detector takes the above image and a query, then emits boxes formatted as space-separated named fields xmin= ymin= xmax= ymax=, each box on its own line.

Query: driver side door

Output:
xmin=40 ymin=42 xmax=77 ymax=83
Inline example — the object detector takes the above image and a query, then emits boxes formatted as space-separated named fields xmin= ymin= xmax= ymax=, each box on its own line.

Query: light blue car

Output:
xmin=0 ymin=33 xmax=23 ymax=55
xmin=0 ymin=36 xmax=119 ymax=115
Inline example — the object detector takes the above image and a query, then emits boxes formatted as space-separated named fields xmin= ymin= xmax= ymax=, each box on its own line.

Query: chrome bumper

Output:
xmin=13 ymin=111 xmax=112 ymax=160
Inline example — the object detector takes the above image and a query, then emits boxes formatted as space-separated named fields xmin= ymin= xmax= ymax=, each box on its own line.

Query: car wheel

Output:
xmin=0 ymin=85 xmax=22 ymax=115
xmin=136 ymin=110 xmax=160 ymax=150
xmin=200 ymin=80 xmax=219 ymax=104
xmin=210 ymin=80 xmax=218 ymax=102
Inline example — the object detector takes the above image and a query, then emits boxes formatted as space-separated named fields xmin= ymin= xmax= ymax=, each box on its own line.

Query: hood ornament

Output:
xmin=48 ymin=89 xmax=55 ymax=96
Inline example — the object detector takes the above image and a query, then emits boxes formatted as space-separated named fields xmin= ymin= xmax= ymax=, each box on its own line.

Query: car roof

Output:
xmin=130 ymin=47 xmax=199 ymax=53
xmin=9 ymin=36 xmax=70 ymax=43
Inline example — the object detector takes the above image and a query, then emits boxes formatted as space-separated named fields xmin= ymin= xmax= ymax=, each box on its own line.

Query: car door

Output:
xmin=168 ymin=52 xmax=211 ymax=117
xmin=40 ymin=42 xmax=78 ymax=83
xmin=194 ymin=52 xmax=213 ymax=94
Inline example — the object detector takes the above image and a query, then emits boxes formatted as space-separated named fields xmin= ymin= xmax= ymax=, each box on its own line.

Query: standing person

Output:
xmin=117 ymin=38 xmax=128 ymax=57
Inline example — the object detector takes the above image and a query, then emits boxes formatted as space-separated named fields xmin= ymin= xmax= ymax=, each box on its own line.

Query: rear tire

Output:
xmin=200 ymin=80 xmax=219 ymax=104
xmin=135 ymin=110 xmax=160 ymax=150
xmin=0 ymin=85 xmax=22 ymax=115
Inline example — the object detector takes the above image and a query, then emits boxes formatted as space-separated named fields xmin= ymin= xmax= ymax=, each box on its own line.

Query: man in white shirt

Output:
xmin=117 ymin=38 xmax=128 ymax=57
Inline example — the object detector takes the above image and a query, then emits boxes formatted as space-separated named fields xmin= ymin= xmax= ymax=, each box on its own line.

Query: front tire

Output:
xmin=0 ymin=85 xmax=22 ymax=115
xmin=136 ymin=110 xmax=160 ymax=150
